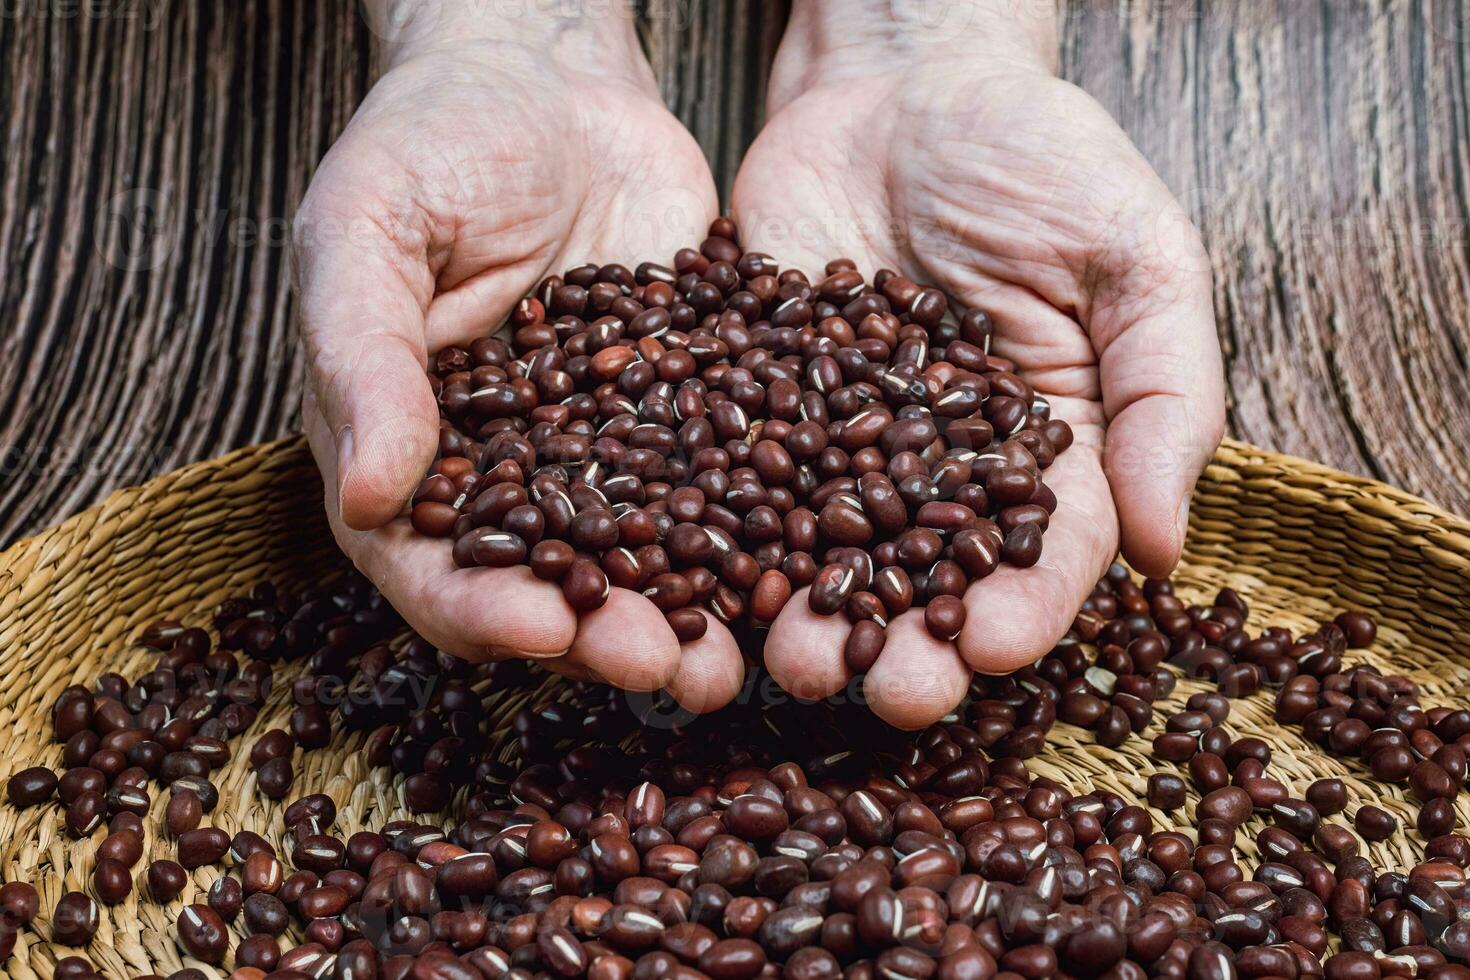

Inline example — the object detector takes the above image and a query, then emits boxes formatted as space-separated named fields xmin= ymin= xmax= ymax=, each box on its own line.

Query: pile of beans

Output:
xmin=6 ymin=555 xmax=1470 ymax=980
xmin=411 ymin=219 xmax=1073 ymax=647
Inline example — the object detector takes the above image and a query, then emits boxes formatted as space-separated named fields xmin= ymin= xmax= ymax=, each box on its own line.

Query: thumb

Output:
xmin=294 ymin=187 xmax=440 ymax=531
xmin=1092 ymin=239 xmax=1226 ymax=578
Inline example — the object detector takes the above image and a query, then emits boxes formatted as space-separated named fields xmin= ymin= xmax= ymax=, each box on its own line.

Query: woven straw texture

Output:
xmin=0 ymin=435 xmax=1468 ymax=978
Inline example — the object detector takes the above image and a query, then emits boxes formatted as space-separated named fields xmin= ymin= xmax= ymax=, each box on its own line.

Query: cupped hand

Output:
xmin=294 ymin=32 xmax=744 ymax=709
xmin=733 ymin=20 xmax=1226 ymax=728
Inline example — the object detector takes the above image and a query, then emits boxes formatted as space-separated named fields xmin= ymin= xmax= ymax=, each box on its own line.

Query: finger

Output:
xmin=1091 ymin=224 xmax=1226 ymax=578
xmin=304 ymin=395 xmax=578 ymax=658
xmin=863 ymin=610 xmax=972 ymax=731
xmin=665 ymin=613 xmax=747 ymax=714
xmin=349 ymin=523 xmax=579 ymax=660
xmin=565 ymin=588 xmax=682 ymax=693
xmin=764 ymin=588 xmax=853 ymax=702
xmin=294 ymin=154 xmax=441 ymax=532
xmin=348 ymin=528 xmax=578 ymax=660
xmin=957 ymin=415 xmax=1119 ymax=673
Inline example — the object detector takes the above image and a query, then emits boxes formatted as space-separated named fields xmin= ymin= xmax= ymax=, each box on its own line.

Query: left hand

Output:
xmin=293 ymin=5 xmax=744 ymax=711
xmin=732 ymin=3 xmax=1226 ymax=728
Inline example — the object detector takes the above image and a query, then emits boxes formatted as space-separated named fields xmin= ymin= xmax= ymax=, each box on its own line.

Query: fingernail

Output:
xmin=335 ymin=424 xmax=354 ymax=515
xmin=489 ymin=643 xmax=569 ymax=661
xmin=1175 ymin=495 xmax=1192 ymax=543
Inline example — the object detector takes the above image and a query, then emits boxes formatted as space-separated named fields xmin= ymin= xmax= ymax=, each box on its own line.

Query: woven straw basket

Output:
xmin=1 ymin=435 xmax=1469 ymax=978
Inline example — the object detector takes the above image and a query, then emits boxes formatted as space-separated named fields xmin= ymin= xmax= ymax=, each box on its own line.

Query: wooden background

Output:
xmin=2 ymin=1 xmax=1468 ymax=548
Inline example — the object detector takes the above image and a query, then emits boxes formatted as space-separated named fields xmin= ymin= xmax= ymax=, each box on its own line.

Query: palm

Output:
xmin=307 ymin=50 xmax=717 ymax=352
xmin=734 ymin=66 xmax=1217 ymax=727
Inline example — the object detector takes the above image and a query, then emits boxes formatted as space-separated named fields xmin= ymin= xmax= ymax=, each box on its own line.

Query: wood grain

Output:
xmin=1060 ymin=0 xmax=1470 ymax=525
xmin=2 ymin=0 xmax=1468 ymax=548
xmin=0 ymin=2 xmax=368 ymax=545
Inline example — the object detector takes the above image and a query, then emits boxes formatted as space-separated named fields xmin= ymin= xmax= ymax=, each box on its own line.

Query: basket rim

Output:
xmin=0 ymin=437 xmax=317 ymax=603
xmin=1208 ymin=439 xmax=1470 ymax=535
xmin=1 ymin=434 xmax=1467 ymax=589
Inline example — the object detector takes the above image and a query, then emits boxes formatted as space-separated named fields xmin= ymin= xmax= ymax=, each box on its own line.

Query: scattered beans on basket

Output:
xmin=7 ymin=558 xmax=1470 ymax=980
xmin=1 ymin=223 xmax=1467 ymax=976
xmin=415 ymin=220 xmax=1075 ymax=645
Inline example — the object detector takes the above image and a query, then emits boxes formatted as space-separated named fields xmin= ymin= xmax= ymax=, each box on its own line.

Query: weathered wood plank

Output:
xmin=0 ymin=2 xmax=369 ymax=545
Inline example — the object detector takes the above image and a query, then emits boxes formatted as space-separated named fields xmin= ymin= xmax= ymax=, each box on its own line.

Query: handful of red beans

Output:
xmin=410 ymin=218 xmax=1071 ymax=651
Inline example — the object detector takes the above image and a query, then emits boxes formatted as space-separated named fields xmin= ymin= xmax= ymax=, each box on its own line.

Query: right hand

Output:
xmin=293 ymin=15 xmax=745 ymax=710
